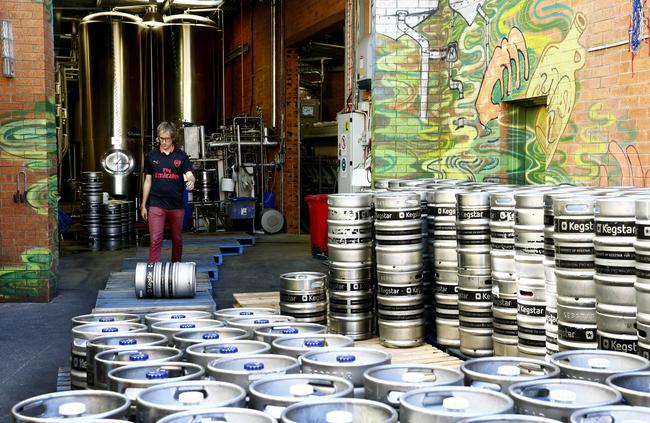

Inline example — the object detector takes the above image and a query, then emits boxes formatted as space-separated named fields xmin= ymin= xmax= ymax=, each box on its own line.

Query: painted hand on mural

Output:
xmin=449 ymin=0 xmax=487 ymax=25
xmin=475 ymin=27 xmax=529 ymax=126
xmin=526 ymin=13 xmax=586 ymax=167
xmin=598 ymin=141 xmax=650 ymax=187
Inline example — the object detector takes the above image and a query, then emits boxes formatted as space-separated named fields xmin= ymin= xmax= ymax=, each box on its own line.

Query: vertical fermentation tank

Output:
xmin=79 ymin=12 xmax=144 ymax=197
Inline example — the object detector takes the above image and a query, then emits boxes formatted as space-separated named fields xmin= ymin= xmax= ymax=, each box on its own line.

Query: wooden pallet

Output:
xmin=233 ymin=291 xmax=280 ymax=309
xmin=356 ymin=337 xmax=463 ymax=368
xmin=104 ymin=271 xmax=212 ymax=292
xmin=93 ymin=289 xmax=216 ymax=314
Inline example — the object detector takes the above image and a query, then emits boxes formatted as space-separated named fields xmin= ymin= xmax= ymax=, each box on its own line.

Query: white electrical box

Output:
xmin=337 ymin=112 xmax=371 ymax=193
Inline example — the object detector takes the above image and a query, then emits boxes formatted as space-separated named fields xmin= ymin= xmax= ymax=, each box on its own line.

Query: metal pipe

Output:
xmin=279 ymin=0 xmax=285 ymax=216
xmin=199 ymin=125 xmax=206 ymax=159
xmin=98 ymin=0 xmax=225 ymax=7
xmin=271 ymin=0 xmax=277 ymax=128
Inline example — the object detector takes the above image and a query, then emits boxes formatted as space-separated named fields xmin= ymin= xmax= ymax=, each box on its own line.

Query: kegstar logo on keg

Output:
xmin=636 ymin=224 xmax=650 ymax=239
xmin=490 ymin=210 xmax=514 ymax=221
xmin=595 ymin=221 xmax=635 ymax=236
xmin=599 ymin=336 xmax=637 ymax=354
xmin=517 ymin=303 xmax=546 ymax=316
xmin=555 ymin=219 xmax=594 ymax=233
xmin=434 ymin=207 xmax=455 ymax=216
xmin=460 ymin=209 xmax=489 ymax=220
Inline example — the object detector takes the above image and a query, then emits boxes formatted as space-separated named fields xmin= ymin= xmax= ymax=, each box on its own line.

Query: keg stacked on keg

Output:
xmin=594 ymin=197 xmax=637 ymax=353
xmin=489 ymin=190 xmax=518 ymax=356
xmin=327 ymin=193 xmax=375 ymax=340
xmin=374 ymin=192 xmax=425 ymax=347
xmin=635 ymin=197 xmax=650 ymax=357
xmin=279 ymin=272 xmax=327 ymax=325
xmin=554 ymin=196 xmax=598 ymax=350
xmin=456 ymin=190 xmax=493 ymax=357
xmin=430 ymin=188 xmax=462 ymax=348
xmin=102 ymin=200 xmax=125 ymax=239
xmin=81 ymin=171 xmax=103 ymax=239
xmin=514 ymin=191 xmax=547 ymax=359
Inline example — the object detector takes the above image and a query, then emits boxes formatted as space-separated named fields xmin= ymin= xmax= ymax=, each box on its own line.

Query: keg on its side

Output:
xmin=135 ymin=262 xmax=196 ymax=299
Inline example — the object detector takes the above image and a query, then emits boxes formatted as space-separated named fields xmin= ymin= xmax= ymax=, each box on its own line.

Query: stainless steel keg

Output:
xmin=456 ymin=191 xmax=491 ymax=253
xmin=214 ymin=307 xmax=279 ymax=321
xmin=249 ymin=374 xmax=354 ymax=419
xmin=151 ymin=319 xmax=225 ymax=345
xmin=556 ymin=302 xmax=598 ymax=351
xmin=514 ymin=192 xmax=546 ymax=279
xmin=280 ymin=272 xmax=327 ymax=324
xmin=400 ymin=386 xmax=513 ymax=423
xmin=144 ymin=310 xmax=213 ymax=329
xmin=553 ymin=197 xmax=595 ymax=271
xmin=172 ymin=327 xmax=249 ymax=350
xmin=254 ymin=323 xmax=326 ymax=344
xmin=517 ymin=280 xmax=547 ymax=359
xmin=377 ymin=283 xmax=425 ymax=348
xmin=490 ymin=191 xmax=516 ymax=274
xmin=71 ymin=313 xmax=140 ymax=327
xmin=280 ymin=398 xmax=398 ymax=423
xmin=594 ymin=274 xmax=637 ymax=353
xmin=157 ymin=408 xmax=277 ymax=423
xmin=185 ymin=340 xmax=271 ymax=368
xmin=271 ymin=334 xmax=355 ymax=357
xmin=435 ymin=280 xmax=460 ymax=348
xmin=300 ymin=348 xmax=391 ymax=395
xmin=570 ymin=405 xmax=650 ymax=423
xmin=606 ymin=371 xmax=650 ymax=406
xmin=207 ymin=354 xmax=300 ymax=392
xmin=551 ymin=350 xmax=649 ymax=383
xmin=107 ymin=362 xmax=204 ymax=399
xmin=94 ymin=346 xmax=183 ymax=390
xmin=461 ymin=356 xmax=560 ymax=393
xmin=327 ymin=193 xmax=374 ymax=264
xmin=508 ymin=378 xmax=622 ymax=421
xmin=492 ymin=276 xmax=518 ymax=356
xmin=70 ymin=321 xmax=147 ymax=389
xmin=86 ymin=332 xmax=168 ymax=390
xmin=226 ymin=315 xmax=296 ymax=338
xmin=458 ymin=285 xmax=494 ymax=357
xmin=364 ymin=364 xmax=463 ymax=408
xmin=136 ymin=381 xmax=246 ymax=423
xmin=11 ymin=390 xmax=129 ymax=422
xmin=135 ymin=262 xmax=196 ymax=299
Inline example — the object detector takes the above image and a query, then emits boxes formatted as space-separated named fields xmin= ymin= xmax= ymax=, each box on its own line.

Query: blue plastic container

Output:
xmin=229 ymin=197 xmax=256 ymax=220
xmin=263 ymin=192 xmax=275 ymax=209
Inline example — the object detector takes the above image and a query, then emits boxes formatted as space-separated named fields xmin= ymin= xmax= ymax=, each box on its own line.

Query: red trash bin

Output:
xmin=304 ymin=194 xmax=329 ymax=257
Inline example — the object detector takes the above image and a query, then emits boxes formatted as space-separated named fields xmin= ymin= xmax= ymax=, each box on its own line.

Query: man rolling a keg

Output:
xmin=141 ymin=122 xmax=195 ymax=262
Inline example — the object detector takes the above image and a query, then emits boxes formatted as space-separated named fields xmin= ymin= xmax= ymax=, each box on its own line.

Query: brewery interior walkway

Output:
xmin=0 ymin=234 xmax=322 ymax=419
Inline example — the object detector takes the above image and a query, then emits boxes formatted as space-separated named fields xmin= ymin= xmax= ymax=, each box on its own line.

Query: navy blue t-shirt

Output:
xmin=143 ymin=145 xmax=193 ymax=209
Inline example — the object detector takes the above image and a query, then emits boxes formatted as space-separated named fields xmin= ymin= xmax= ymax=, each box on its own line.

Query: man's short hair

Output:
xmin=157 ymin=121 xmax=177 ymax=139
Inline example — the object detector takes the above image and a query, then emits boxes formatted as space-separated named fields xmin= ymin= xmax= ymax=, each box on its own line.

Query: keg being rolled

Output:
xmin=135 ymin=262 xmax=196 ymax=298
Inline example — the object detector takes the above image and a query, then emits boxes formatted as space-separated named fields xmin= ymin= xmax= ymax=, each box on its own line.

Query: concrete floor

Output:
xmin=0 ymin=233 xmax=322 ymax=419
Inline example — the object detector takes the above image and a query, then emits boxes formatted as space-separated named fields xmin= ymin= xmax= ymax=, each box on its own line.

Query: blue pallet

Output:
xmin=215 ymin=238 xmax=244 ymax=256
xmin=213 ymin=234 xmax=255 ymax=248
xmin=212 ymin=253 xmax=223 ymax=266
xmin=207 ymin=267 xmax=219 ymax=282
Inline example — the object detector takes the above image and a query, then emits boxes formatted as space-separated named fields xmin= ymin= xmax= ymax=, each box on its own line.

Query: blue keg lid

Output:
xmin=202 ymin=333 xmax=220 ymax=340
xmin=240 ymin=311 xmax=253 ymax=315
xmin=102 ymin=327 xmax=118 ymax=333
xmin=244 ymin=362 xmax=265 ymax=371
xmin=129 ymin=352 xmax=149 ymax=361
xmin=180 ymin=323 xmax=196 ymax=329
xmin=171 ymin=314 xmax=186 ymax=319
xmin=336 ymin=354 xmax=356 ymax=363
xmin=145 ymin=369 xmax=169 ymax=379
xmin=281 ymin=327 xmax=299 ymax=334
xmin=98 ymin=317 xmax=115 ymax=322
xmin=254 ymin=319 xmax=269 ymax=324
xmin=219 ymin=345 xmax=239 ymax=354
xmin=304 ymin=339 xmax=325 ymax=347
xmin=119 ymin=338 xmax=137 ymax=346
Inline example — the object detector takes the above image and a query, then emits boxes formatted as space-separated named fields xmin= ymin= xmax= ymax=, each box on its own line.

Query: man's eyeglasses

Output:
xmin=156 ymin=136 xmax=174 ymax=142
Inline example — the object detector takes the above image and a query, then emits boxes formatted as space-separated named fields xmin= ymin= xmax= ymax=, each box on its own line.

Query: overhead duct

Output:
xmin=96 ymin=0 xmax=225 ymax=8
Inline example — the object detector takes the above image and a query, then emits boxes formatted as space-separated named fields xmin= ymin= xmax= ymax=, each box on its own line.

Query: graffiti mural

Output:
xmin=372 ymin=0 xmax=636 ymax=185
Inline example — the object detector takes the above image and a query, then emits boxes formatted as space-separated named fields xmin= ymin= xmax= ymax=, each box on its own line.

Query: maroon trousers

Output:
xmin=148 ymin=206 xmax=185 ymax=262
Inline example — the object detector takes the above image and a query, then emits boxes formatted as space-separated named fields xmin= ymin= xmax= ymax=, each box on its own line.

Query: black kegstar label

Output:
xmin=546 ymin=311 xmax=558 ymax=326
xmin=490 ymin=231 xmax=515 ymax=239
xmin=515 ymin=246 xmax=545 ymax=255
xmin=639 ymin=346 xmax=650 ymax=360
xmin=375 ymin=209 xmax=421 ymax=220
xmin=492 ymin=243 xmax=515 ymax=250
xmin=328 ymin=236 xmax=373 ymax=245
xmin=554 ymin=218 xmax=594 ymax=233
xmin=280 ymin=292 xmax=326 ymax=303
xmin=636 ymin=223 xmax=650 ymax=240
xmin=490 ymin=209 xmax=514 ymax=222
xmin=598 ymin=335 xmax=638 ymax=354
xmin=433 ymin=207 xmax=456 ymax=217
xmin=517 ymin=303 xmax=546 ymax=316
xmin=458 ymin=290 xmax=491 ymax=302
xmin=595 ymin=221 xmax=635 ymax=237
xmin=71 ymin=350 xmax=87 ymax=372
xmin=328 ymin=281 xmax=372 ymax=292
xmin=331 ymin=209 xmax=372 ymax=220
xmin=493 ymin=297 xmax=517 ymax=309
xmin=435 ymin=284 xmax=458 ymax=295
xmin=459 ymin=209 xmax=489 ymax=220
xmin=558 ymin=323 xmax=596 ymax=342
xmin=144 ymin=262 xmax=155 ymax=298
xmin=378 ymin=285 xmax=423 ymax=296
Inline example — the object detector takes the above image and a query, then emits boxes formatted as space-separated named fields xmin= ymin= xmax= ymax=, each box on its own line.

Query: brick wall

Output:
xmin=0 ymin=0 xmax=57 ymax=302
xmin=283 ymin=48 xmax=300 ymax=234
xmin=372 ymin=0 xmax=650 ymax=186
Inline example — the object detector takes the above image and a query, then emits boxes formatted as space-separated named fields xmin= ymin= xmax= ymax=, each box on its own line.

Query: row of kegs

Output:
xmin=16 ymin=309 xmax=650 ymax=422
xmin=82 ymin=172 xmax=136 ymax=240
xmin=334 ymin=177 xmax=650 ymax=360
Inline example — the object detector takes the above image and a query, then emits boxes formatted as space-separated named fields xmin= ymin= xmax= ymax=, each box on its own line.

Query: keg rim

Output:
xmin=550 ymin=350 xmax=650 ymax=376
xmin=11 ymin=390 xmax=130 ymax=422
xmin=72 ymin=322 xmax=148 ymax=336
xmin=135 ymin=380 xmax=246 ymax=411
xmin=107 ymin=361 xmax=205 ymax=385
xmin=399 ymin=386 xmax=513 ymax=417
xmin=271 ymin=334 xmax=355 ymax=352
xmin=172 ymin=327 xmax=249 ymax=344
xmin=254 ymin=323 xmax=327 ymax=337
xmin=300 ymin=347 xmax=392 ymax=367
xmin=569 ymin=405 xmax=650 ymax=423
xmin=95 ymin=346 xmax=183 ymax=365
xmin=280 ymin=398 xmax=398 ymax=423
xmin=363 ymin=364 xmax=464 ymax=388
xmin=507 ymin=378 xmax=622 ymax=408
xmin=606 ymin=371 xmax=650 ymax=398
xmin=207 ymin=353 xmax=299 ymax=374
xmin=71 ymin=313 xmax=141 ymax=325
xmin=88 ymin=332 xmax=168 ymax=347
xmin=249 ymin=373 xmax=354 ymax=402
xmin=156 ymin=407 xmax=278 ymax=423
xmin=151 ymin=319 xmax=225 ymax=330
xmin=459 ymin=414 xmax=568 ymax=422
xmin=186 ymin=340 xmax=271 ymax=358
xmin=460 ymin=356 xmax=561 ymax=382
xmin=214 ymin=307 xmax=280 ymax=320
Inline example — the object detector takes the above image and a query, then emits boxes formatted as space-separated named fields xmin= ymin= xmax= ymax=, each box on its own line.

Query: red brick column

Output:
xmin=0 ymin=0 xmax=57 ymax=302
xmin=283 ymin=47 xmax=300 ymax=234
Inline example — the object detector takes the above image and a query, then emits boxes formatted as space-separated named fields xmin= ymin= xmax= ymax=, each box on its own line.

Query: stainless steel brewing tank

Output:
xmin=79 ymin=12 xmax=144 ymax=197
xmin=153 ymin=15 xmax=220 ymax=134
